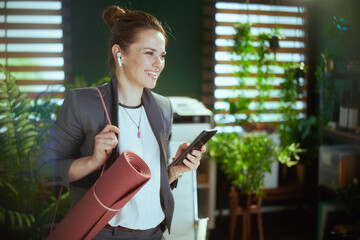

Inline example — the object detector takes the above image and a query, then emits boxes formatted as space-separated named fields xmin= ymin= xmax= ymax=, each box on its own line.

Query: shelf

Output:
xmin=325 ymin=128 xmax=360 ymax=145
xmin=262 ymin=184 xmax=317 ymax=202
xmin=336 ymin=70 xmax=360 ymax=80
xmin=197 ymin=183 xmax=210 ymax=189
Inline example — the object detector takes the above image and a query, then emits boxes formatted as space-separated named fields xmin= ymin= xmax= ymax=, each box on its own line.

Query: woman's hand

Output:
xmin=168 ymin=142 xmax=206 ymax=183
xmin=90 ymin=124 xmax=120 ymax=170
xmin=68 ymin=124 xmax=119 ymax=183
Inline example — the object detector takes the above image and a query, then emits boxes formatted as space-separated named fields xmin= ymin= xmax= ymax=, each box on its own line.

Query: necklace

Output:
xmin=121 ymin=105 xmax=143 ymax=138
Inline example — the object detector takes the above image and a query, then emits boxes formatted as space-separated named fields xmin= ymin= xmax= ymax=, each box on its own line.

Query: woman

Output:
xmin=40 ymin=5 xmax=205 ymax=240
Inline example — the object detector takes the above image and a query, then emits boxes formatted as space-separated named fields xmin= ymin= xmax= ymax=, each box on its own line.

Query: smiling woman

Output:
xmin=38 ymin=5 xmax=207 ymax=240
xmin=114 ymin=29 xmax=166 ymax=103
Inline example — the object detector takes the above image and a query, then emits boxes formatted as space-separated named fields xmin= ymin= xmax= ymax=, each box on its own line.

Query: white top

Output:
xmin=108 ymin=104 xmax=165 ymax=229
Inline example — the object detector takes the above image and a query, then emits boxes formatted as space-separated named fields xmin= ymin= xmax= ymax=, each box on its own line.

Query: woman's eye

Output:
xmin=160 ymin=54 xmax=166 ymax=60
xmin=146 ymin=52 xmax=154 ymax=56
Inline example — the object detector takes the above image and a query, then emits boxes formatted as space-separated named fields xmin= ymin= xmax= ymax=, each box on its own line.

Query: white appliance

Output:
xmin=163 ymin=97 xmax=213 ymax=240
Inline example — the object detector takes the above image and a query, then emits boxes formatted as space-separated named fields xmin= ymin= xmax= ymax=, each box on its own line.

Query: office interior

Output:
xmin=1 ymin=0 xmax=360 ymax=239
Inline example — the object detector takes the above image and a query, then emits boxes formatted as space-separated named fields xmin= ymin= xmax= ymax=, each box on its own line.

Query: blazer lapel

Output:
xmin=141 ymin=89 xmax=167 ymax=163
xmin=142 ymin=90 xmax=175 ymax=232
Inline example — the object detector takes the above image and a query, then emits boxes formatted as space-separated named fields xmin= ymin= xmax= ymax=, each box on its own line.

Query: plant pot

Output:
xmin=295 ymin=67 xmax=305 ymax=79
xmin=296 ymin=163 xmax=305 ymax=186
xmin=269 ymin=36 xmax=279 ymax=51
xmin=279 ymin=164 xmax=298 ymax=185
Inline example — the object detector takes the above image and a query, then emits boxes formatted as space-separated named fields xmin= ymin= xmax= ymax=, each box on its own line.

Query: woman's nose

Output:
xmin=153 ymin=55 xmax=163 ymax=67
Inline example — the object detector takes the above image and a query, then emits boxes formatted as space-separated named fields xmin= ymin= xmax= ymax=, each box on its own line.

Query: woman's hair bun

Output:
xmin=103 ymin=5 xmax=126 ymax=29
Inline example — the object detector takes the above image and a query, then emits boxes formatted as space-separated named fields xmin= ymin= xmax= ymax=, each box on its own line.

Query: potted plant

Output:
xmin=227 ymin=22 xmax=277 ymax=130
xmin=225 ymin=22 xmax=304 ymax=176
xmin=277 ymin=62 xmax=319 ymax=184
xmin=206 ymin=131 xmax=302 ymax=240
xmin=207 ymin=131 xmax=301 ymax=198
xmin=269 ymin=26 xmax=284 ymax=52
xmin=0 ymin=65 xmax=69 ymax=239
xmin=211 ymin=22 xmax=307 ymax=200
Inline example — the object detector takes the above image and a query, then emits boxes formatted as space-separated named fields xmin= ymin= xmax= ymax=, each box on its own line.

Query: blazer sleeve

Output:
xmin=165 ymin=98 xmax=173 ymax=165
xmin=38 ymin=90 xmax=85 ymax=187
xmin=165 ymin=99 xmax=180 ymax=190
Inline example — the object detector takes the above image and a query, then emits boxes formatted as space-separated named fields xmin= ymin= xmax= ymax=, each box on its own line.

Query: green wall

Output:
xmin=69 ymin=0 xmax=203 ymax=99
xmin=308 ymin=0 xmax=360 ymax=70
xmin=307 ymin=0 xmax=360 ymax=116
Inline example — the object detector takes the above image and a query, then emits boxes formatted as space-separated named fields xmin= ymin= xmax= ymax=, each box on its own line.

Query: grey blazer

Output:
xmin=39 ymin=76 xmax=176 ymax=232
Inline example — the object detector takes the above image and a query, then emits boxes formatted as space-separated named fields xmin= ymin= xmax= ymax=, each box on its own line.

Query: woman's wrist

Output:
xmin=170 ymin=166 xmax=183 ymax=180
xmin=88 ymin=155 xmax=101 ymax=171
xmin=69 ymin=156 xmax=97 ymax=182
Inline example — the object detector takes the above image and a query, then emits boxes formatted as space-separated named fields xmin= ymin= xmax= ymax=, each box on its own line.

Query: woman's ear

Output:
xmin=112 ymin=44 xmax=123 ymax=67
xmin=112 ymin=44 xmax=121 ymax=60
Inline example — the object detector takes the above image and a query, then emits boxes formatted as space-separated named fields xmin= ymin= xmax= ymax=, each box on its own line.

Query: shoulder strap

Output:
xmin=49 ymin=88 xmax=116 ymax=234
xmin=96 ymin=88 xmax=111 ymax=125
xmin=93 ymin=88 xmax=121 ymax=211
xmin=49 ymin=185 xmax=63 ymax=234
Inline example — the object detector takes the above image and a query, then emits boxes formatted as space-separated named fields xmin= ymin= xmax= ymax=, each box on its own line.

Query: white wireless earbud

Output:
xmin=116 ymin=52 xmax=122 ymax=67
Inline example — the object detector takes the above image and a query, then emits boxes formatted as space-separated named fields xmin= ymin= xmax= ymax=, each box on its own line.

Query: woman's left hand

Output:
xmin=171 ymin=142 xmax=206 ymax=176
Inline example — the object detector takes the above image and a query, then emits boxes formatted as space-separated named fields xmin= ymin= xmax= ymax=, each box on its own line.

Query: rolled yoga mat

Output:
xmin=47 ymin=151 xmax=152 ymax=240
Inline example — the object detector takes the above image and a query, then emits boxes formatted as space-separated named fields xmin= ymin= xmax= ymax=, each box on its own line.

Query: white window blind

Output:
xmin=0 ymin=0 xmax=68 ymax=99
xmin=203 ymin=1 xmax=308 ymax=132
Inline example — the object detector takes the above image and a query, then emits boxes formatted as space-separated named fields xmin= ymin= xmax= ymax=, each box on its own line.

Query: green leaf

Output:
xmin=6 ymin=182 xmax=19 ymax=195
xmin=8 ymin=210 xmax=15 ymax=227
xmin=22 ymin=214 xmax=32 ymax=228
xmin=15 ymin=211 xmax=23 ymax=229
xmin=0 ymin=65 xmax=72 ymax=237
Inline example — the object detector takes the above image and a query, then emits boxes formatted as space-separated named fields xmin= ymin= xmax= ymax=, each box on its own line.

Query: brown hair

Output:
xmin=103 ymin=5 xmax=167 ymax=70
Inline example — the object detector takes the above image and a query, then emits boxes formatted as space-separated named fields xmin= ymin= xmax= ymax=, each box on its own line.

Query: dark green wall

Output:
xmin=308 ymin=0 xmax=360 ymax=70
xmin=69 ymin=0 xmax=203 ymax=99
xmin=307 ymin=0 xmax=360 ymax=116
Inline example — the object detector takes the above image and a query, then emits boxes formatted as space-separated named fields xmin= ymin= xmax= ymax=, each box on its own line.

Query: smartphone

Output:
xmin=169 ymin=129 xmax=218 ymax=167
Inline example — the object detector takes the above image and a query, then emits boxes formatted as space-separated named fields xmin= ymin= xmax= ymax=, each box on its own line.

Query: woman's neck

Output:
xmin=117 ymin=80 xmax=143 ymax=107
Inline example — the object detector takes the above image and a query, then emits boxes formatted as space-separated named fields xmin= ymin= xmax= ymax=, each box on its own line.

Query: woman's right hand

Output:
xmin=90 ymin=124 xmax=120 ymax=170
xmin=69 ymin=124 xmax=120 ymax=182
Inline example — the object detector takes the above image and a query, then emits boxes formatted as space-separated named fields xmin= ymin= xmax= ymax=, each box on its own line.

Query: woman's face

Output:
xmin=121 ymin=29 xmax=166 ymax=90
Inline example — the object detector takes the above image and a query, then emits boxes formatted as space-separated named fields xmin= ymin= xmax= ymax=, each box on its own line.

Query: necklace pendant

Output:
xmin=122 ymin=106 xmax=142 ymax=139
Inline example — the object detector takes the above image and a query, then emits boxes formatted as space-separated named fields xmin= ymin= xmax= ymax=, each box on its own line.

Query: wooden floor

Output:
xmin=208 ymin=205 xmax=318 ymax=240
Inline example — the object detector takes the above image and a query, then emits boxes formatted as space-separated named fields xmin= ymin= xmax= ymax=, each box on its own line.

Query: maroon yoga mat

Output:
xmin=47 ymin=151 xmax=152 ymax=240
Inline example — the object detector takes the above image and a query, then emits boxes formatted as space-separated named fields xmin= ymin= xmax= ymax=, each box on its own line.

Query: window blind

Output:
xmin=202 ymin=0 xmax=308 ymax=132
xmin=0 ymin=0 xmax=70 ymax=99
